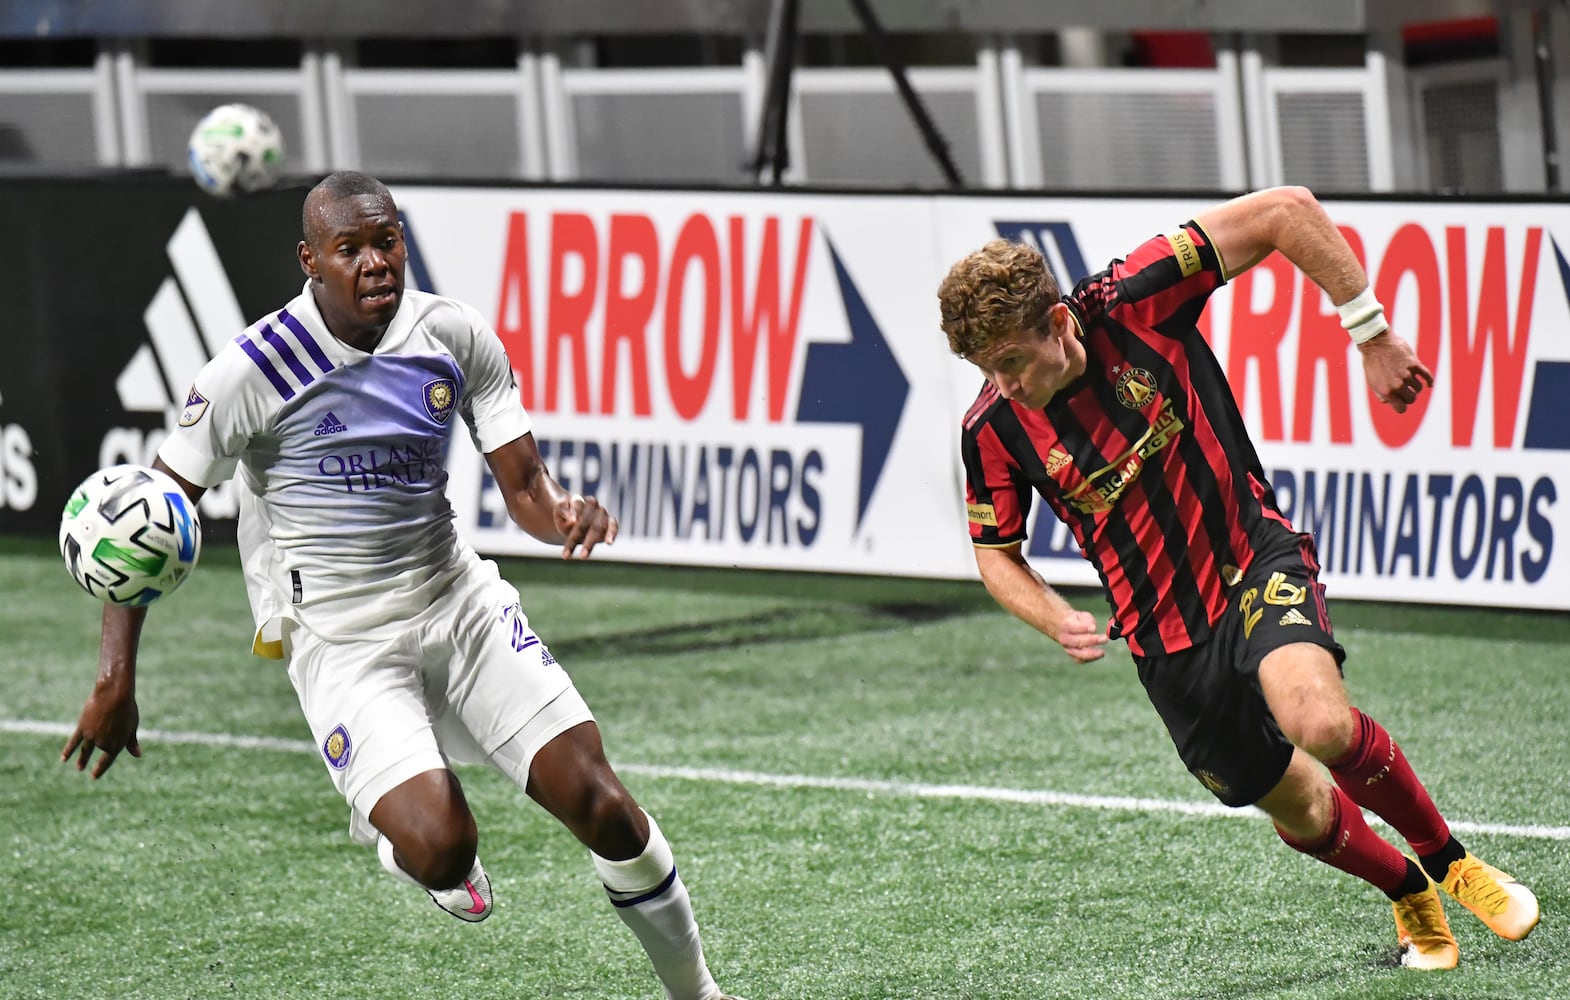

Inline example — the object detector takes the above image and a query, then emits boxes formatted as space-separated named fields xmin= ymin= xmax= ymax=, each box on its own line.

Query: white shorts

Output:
xmin=284 ymin=559 xmax=593 ymax=844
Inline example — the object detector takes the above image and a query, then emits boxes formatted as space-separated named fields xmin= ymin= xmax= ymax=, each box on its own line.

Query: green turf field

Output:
xmin=1 ymin=534 xmax=1566 ymax=1000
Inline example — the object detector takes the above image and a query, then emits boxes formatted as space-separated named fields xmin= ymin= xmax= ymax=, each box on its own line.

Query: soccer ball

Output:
xmin=186 ymin=102 xmax=285 ymax=197
xmin=59 ymin=465 xmax=202 ymax=608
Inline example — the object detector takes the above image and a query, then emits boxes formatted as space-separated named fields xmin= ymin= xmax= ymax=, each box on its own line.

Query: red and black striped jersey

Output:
xmin=960 ymin=221 xmax=1296 ymax=656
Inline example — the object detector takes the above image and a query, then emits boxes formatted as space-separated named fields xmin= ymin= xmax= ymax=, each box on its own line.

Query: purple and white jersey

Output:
xmin=159 ymin=283 xmax=530 ymax=647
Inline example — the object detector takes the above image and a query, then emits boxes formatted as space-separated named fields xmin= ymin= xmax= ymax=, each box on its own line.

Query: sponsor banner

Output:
xmin=5 ymin=177 xmax=1564 ymax=611
xmin=392 ymin=187 xmax=974 ymax=576
xmin=932 ymin=197 xmax=1570 ymax=608
xmin=0 ymin=178 xmax=306 ymax=537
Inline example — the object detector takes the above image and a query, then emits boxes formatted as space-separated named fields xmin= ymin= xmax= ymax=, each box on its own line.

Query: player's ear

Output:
xmin=1047 ymin=301 xmax=1072 ymax=340
xmin=297 ymin=240 xmax=321 ymax=282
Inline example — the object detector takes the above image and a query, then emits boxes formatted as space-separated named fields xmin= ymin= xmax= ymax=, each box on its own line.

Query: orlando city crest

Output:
xmin=1114 ymin=367 xmax=1157 ymax=410
xmin=323 ymin=723 xmax=352 ymax=770
xmin=423 ymin=377 xmax=457 ymax=424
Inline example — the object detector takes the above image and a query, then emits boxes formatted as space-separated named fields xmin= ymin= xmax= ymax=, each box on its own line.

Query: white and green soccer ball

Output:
xmin=59 ymin=465 xmax=202 ymax=608
xmin=186 ymin=102 xmax=286 ymax=197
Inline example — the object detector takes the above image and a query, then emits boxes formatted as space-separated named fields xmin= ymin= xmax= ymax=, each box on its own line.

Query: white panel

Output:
xmin=1362 ymin=48 xmax=1395 ymax=191
xmin=143 ymin=279 xmax=209 ymax=398
xmin=116 ymin=344 xmax=173 ymax=413
xmin=92 ymin=52 xmax=122 ymax=166
xmin=517 ymin=49 xmax=548 ymax=180
xmin=319 ymin=48 xmax=359 ymax=169
xmin=167 ymin=208 xmax=247 ymax=354
xmin=1212 ymin=44 xmax=1248 ymax=190
xmin=297 ymin=49 xmax=328 ymax=172
xmin=974 ymin=42 xmax=1008 ymax=188
xmin=113 ymin=46 xmax=150 ymax=165
xmin=537 ymin=51 xmax=577 ymax=179
xmin=998 ymin=42 xmax=1039 ymax=188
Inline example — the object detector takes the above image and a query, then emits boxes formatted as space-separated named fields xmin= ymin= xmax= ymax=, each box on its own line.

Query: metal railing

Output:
xmin=0 ymin=36 xmax=1525 ymax=194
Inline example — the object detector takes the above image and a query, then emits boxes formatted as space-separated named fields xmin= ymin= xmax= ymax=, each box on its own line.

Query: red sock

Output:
xmin=1276 ymin=785 xmax=1409 ymax=894
xmin=1328 ymin=708 xmax=1450 ymax=856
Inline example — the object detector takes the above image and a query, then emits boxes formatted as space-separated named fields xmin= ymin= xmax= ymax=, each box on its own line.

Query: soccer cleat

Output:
xmin=1391 ymin=881 xmax=1459 ymax=971
xmin=426 ymin=856 xmax=493 ymax=923
xmin=1439 ymin=852 xmax=1539 ymax=941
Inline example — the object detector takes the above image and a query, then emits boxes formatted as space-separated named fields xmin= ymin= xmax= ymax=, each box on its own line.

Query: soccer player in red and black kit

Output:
xmin=938 ymin=186 xmax=1538 ymax=970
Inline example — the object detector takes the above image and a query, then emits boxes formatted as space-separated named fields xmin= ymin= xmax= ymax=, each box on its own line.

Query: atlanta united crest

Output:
xmin=1114 ymin=366 xmax=1157 ymax=410
xmin=1193 ymin=769 xmax=1230 ymax=798
xmin=423 ymin=377 xmax=457 ymax=424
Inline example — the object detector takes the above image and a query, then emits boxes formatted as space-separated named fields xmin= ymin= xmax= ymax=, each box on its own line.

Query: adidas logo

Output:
xmin=313 ymin=411 xmax=348 ymax=436
xmin=1279 ymin=607 xmax=1313 ymax=627
xmin=119 ymin=208 xmax=245 ymax=413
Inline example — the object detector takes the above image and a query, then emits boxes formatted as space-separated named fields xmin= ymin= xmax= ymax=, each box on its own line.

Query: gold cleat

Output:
xmin=1440 ymin=852 xmax=1540 ymax=942
xmin=1392 ymin=881 xmax=1460 ymax=971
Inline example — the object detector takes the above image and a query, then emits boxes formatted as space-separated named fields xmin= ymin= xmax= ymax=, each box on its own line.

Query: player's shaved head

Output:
xmin=296 ymin=169 xmax=406 ymax=348
xmin=302 ymin=171 xmax=396 ymax=246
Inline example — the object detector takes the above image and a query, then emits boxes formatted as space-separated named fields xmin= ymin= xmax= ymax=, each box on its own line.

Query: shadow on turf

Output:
xmin=6 ymin=534 xmax=1564 ymax=646
xmin=550 ymin=601 xmax=969 ymax=660
xmin=1164 ymin=945 xmax=1468 ymax=999
xmin=498 ymin=553 xmax=1570 ymax=646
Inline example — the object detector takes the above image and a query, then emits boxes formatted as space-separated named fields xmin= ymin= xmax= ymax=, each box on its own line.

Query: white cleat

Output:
xmin=427 ymin=856 xmax=493 ymax=923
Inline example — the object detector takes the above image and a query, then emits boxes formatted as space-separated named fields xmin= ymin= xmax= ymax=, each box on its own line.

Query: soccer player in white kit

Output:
xmin=62 ymin=171 xmax=744 ymax=1000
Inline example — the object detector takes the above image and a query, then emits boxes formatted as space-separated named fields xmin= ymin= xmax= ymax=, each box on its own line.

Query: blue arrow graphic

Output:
xmin=401 ymin=211 xmax=438 ymax=295
xmin=994 ymin=220 xmax=1091 ymax=285
xmin=1522 ymin=237 xmax=1570 ymax=450
xmin=795 ymin=238 xmax=909 ymax=530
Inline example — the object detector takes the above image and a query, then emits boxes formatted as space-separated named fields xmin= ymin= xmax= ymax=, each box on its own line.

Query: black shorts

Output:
xmin=1133 ymin=532 xmax=1346 ymax=808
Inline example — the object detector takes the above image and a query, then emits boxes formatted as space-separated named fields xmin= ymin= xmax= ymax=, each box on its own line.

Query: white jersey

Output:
xmin=158 ymin=282 xmax=530 ymax=649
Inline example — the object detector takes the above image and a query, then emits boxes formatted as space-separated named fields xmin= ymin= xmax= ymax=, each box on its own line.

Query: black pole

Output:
xmin=1531 ymin=8 xmax=1561 ymax=190
xmin=843 ymin=0 xmax=964 ymax=187
xmin=750 ymin=0 xmax=801 ymax=185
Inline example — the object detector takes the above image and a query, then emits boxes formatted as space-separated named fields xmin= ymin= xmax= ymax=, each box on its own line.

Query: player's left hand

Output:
xmin=1053 ymin=609 xmax=1110 ymax=664
xmin=555 ymin=493 xmax=618 ymax=560
xmin=1359 ymin=331 xmax=1434 ymax=413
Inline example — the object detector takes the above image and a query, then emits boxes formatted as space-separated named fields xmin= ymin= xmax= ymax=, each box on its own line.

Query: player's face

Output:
xmin=971 ymin=303 xmax=1084 ymax=408
xmin=300 ymin=194 xmax=407 ymax=343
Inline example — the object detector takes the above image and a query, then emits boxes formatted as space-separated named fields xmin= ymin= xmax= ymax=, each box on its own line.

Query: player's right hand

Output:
xmin=1054 ymin=609 xmax=1109 ymax=663
xmin=61 ymin=684 xmax=143 ymax=779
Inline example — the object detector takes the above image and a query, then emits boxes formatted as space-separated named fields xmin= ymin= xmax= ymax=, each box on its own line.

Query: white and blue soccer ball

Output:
xmin=58 ymin=464 xmax=202 ymax=608
xmin=186 ymin=102 xmax=286 ymax=197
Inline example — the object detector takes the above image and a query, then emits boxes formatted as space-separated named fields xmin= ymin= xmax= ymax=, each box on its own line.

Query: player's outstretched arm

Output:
xmin=1195 ymin=186 xmax=1433 ymax=412
xmin=974 ymin=544 xmax=1108 ymax=663
xmin=63 ymin=603 xmax=148 ymax=778
xmin=63 ymin=458 xmax=206 ymax=779
xmin=484 ymin=432 xmax=619 ymax=560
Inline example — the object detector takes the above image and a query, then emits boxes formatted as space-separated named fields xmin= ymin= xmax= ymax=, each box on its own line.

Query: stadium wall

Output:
xmin=2 ymin=176 xmax=1565 ymax=611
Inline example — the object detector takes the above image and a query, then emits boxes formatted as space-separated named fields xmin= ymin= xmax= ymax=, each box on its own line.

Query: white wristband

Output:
xmin=1336 ymin=286 xmax=1389 ymax=345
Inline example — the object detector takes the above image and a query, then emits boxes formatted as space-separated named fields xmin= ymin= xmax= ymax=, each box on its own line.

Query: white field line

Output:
xmin=7 ymin=718 xmax=1568 ymax=842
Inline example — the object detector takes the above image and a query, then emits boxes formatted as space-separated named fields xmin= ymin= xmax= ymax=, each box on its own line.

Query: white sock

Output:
xmin=591 ymin=811 xmax=719 ymax=1000
xmin=376 ymin=833 xmax=424 ymax=889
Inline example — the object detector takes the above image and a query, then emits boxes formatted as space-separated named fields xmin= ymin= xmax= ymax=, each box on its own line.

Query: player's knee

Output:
xmin=398 ymin=819 xmax=479 ymax=889
xmin=579 ymin=773 xmax=644 ymax=855
xmin=383 ymin=792 xmax=479 ymax=889
xmin=1286 ymin=709 xmax=1355 ymax=762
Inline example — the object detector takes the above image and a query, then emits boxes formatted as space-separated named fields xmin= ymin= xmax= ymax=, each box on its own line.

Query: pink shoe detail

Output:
xmin=463 ymin=880 xmax=487 ymax=915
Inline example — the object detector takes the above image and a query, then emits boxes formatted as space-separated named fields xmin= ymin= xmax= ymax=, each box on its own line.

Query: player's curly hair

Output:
xmin=937 ymin=239 xmax=1061 ymax=358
